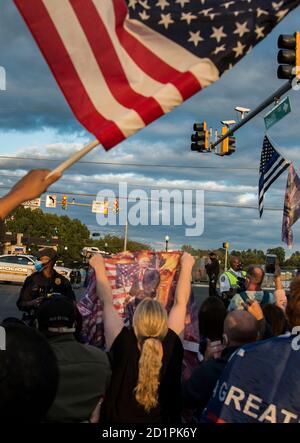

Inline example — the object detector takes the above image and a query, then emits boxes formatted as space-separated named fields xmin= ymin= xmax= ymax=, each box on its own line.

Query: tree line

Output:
xmin=182 ymin=245 xmax=300 ymax=270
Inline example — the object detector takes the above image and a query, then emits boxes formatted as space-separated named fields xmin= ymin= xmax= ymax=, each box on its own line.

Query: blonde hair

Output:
xmin=132 ymin=298 xmax=168 ymax=413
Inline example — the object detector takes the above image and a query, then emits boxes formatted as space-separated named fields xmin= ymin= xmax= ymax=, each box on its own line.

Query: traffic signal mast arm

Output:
xmin=209 ymin=80 xmax=293 ymax=151
xmin=209 ymin=32 xmax=299 ymax=151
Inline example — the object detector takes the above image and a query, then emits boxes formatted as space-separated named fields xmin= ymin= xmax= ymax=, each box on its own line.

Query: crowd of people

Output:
xmin=0 ymin=170 xmax=300 ymax=423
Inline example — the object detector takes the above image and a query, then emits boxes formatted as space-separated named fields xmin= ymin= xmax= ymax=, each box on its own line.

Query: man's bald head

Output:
xmin=224 ymin=311 xmax=259 ymax=347
xmin=246 ymin=265 xmax=265 ymax=287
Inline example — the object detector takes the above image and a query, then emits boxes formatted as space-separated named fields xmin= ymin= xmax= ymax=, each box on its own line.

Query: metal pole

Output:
xmin=210 ymin=81 xmax=293 ymax=150
xmin=225 ymin=246 xmax=228 ymax=271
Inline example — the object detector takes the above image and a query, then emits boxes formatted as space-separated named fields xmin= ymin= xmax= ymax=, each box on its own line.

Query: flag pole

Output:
xmin=46 ymin=139 xmax=100 ymax=179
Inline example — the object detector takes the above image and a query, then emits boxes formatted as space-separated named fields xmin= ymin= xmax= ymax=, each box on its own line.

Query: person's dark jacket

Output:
xmin=17 ymin=270 xmax=75 ymax=312
xmin=205 ymin=259 xmax=220 ymax=282
xmin=46 ymin=333 xmax=111 ymax=422
xmin=182 ymin=346 xmax=238 ymax=416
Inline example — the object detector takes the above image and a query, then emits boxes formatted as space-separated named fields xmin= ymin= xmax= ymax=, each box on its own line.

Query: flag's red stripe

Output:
xmin=13 ymin=0 xmax=125 ymax=150
xmin=70 ymin=0 xmax=164 ymax=125
xmin=113 ymin=0 xmax=202 ymax=100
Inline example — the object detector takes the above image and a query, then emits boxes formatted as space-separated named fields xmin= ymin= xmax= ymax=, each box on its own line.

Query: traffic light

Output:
xmin=222 ymin=242 xmax=229 ymax=249
xmin=220 ymin=126 xmax=236 ymax=156
xmin=277 ymin=32 xmax=300 ymax=79
xmin=113 ymin=198 xmax=119 ymax=214
xmin=191 ymin=122 xmax=209 ymax=152
xmin=103 ymin=200 xmax=109 ymax=216
xmin=61 ymin=195 xmax=68 ymax=210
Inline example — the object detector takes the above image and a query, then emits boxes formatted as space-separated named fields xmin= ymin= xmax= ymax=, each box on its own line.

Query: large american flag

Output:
xmin=259 ymin=135 xmax=290 ymax=217
xmin=14 ymin=0 xmax=300 ymax=150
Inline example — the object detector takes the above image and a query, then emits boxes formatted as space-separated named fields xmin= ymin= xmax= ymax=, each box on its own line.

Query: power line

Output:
xmin=0 ymin=189 xmax=282 ymax=212
xmin=0 ymin=174 xmax=277 ymax=196
xmin=0 ymin=155 xmax=257 ymax=171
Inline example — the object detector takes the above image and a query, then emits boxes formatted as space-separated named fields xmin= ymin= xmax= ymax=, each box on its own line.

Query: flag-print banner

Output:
xmin=77 ymin=250 xmax=199 ymax=356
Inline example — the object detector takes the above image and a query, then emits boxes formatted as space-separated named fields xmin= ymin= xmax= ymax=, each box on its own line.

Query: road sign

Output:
xmin=46 ymin=194 xmax=57 ymax=208
xmin=92 ymin=200 xmax=108 ymax=214
xmin=264 ymin=96 xmax=291 ymax=130
xmin=22 ymin=198 xmax=41 ymax=208
xmin=92 ymin=201 xmax=101 ymax=213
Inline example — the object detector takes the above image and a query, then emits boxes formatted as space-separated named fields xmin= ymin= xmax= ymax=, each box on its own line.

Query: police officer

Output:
xmin=219 ymin=255 xmax=246 ymax=307
xmin=205 ymin=252 xmax=220 ymax=297
xmin=17 ymin=248 xmax=75 ymax=324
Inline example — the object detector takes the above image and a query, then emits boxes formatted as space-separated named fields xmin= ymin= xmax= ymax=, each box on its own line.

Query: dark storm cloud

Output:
xmin=0 ymin=0 xmax=83 ymax=133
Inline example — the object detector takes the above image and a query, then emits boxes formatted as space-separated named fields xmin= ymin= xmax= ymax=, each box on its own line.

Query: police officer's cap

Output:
xmin=37 ymin=248 xmax=58 ymax=261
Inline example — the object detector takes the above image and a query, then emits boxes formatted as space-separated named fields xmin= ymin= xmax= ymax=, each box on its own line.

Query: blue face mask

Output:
xmin=35 ymin=261 xmax=44 ymax=272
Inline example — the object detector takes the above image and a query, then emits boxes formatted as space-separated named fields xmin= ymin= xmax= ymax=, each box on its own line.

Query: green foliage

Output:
xmin=182 ymin=245 xmax=266 ymax=268
xmin=231 ymin=249 xmax=266 ymax=266
xmin=285 ymin=251 xmax=300 ymax=269
xmin=89 ymin=234 xmax=150 ymax=254
xmin=6 ymin=207 xmax=90 ymax=264
xmin=6 ymin=207 xmax=149 ymax=265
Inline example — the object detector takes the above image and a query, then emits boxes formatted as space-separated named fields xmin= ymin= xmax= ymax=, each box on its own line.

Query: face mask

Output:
xmin=35 ymin=261 xmax=44 ymax=272
xmin=35 ymin=260 xmax=51 ymax=272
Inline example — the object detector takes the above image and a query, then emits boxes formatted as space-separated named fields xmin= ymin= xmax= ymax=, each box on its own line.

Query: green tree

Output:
xmin=284 ymin=251 xmax=300 ymax=269
xmin=91 ymin=234 xmax=150 ymax=254
xmin=6 ymin=207 xmax=90 ymax=265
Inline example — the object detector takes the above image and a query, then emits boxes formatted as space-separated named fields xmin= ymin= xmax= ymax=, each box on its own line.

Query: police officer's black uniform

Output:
xmin=17 ymin=269 xmax=76 ymax=324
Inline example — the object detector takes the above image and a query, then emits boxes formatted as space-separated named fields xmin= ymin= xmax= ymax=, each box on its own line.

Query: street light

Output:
xmin=165 ymin=235 xmax=170 ymax=252
xmin=64 ymin=246 xmax=68 ymax=251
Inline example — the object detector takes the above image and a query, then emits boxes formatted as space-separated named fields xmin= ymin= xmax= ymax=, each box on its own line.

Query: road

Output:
xmin=0 ymin=283 xmax=209 ymax=322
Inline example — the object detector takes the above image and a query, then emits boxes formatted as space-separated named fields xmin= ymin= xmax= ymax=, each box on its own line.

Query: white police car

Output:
xmin=0 ymin=254 xmax=75 ymax=284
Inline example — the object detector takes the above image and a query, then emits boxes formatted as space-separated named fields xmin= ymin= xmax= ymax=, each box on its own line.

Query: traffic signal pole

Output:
xmin=210 ymin=80 xmax=293 ymax=150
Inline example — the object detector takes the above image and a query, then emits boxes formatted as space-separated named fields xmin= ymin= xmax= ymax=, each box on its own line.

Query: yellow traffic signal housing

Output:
xmin=277 ymin=32 xmax=300 ymax=79
xmin=191 ymin=121 xmax=209 ymax=152
xmin=61 ymin=195 xmax=68 ymax=210
xmin=220 ymin=127 xmax=229 ymax=155
xmin=220 ymin=127 xmax=236 ymax=156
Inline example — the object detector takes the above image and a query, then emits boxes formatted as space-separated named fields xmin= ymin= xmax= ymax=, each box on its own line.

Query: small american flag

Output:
xmin=13 ymin=0 xmax=300 ymax=150
xmin=259 ymin=135 xmax=290 ymax=217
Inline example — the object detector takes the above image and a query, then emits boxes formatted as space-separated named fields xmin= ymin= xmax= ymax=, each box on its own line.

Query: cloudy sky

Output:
xmin=1 ymin=0 xmax=300 ymax=252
